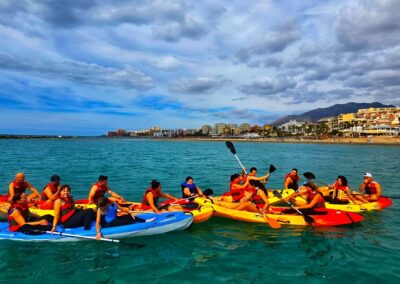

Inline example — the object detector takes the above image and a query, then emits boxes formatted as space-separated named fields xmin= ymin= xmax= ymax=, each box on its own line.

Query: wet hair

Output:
xmin=11 ymin=193 xmax=23 ymax=204
xmin=337 ymin=176 xmax=348 ymax=187
xmin=97 ymin=196 xmax=110 ymax=207
xmin=98 ymin=175 xmax=108 ymax=182
xmin=185 ymin=176 xmax=193 ymax=182
xmin=60 ymin=184 xmax=71 ymax=191
xmin=150 ymin=179 xmax=161 ymax=189
xmin=303 ymin=182 xmax=318 ymax=191
xmin=292 ymin=168 xmax=298 ymax=173
xmin=230 ymin=174 xmax=240 ymax=182
xmin=250 ymin=167 xmax=257 ymax=173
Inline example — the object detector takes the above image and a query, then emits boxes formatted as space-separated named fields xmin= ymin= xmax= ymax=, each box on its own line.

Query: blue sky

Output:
xmin=0 ymin=0 xmax=399 ymax=135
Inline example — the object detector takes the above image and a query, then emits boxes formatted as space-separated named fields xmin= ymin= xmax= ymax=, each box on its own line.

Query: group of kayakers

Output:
xmin=222 ymin=167 xmax=382 ymax=214
xmin=3 ymin=168 xmax=382 ymax=238
xmin=4 ymin=173 xmax=206 ymax=239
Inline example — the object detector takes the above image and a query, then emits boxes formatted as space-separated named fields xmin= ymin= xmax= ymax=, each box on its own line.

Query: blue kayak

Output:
xmin=0 ymin=212 xmax=193 ymax=241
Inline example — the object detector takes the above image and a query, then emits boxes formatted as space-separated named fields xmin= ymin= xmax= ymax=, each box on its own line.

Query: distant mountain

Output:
xmin=271 ymin=102 xmax=395 ymax=126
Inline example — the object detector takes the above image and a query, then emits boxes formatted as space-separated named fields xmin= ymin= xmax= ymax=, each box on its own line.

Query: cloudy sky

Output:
xmin=0 ymin=0 xmax=399 ymax=135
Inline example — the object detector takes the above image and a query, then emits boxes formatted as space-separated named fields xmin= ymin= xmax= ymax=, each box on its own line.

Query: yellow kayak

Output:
xmin=315 ymin=187 xmax=393 ymax=212
xmin=194 ymin=197 xmax=363 ymax=226
xmin=217 ymin=189 xmax=295 ymax=207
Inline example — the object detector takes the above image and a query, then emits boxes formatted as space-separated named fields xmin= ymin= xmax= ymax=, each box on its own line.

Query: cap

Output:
xmin=364 ymin=173 xmax=373 ymax=178
xmin=50 ymin=175 xmax=61 ymax=182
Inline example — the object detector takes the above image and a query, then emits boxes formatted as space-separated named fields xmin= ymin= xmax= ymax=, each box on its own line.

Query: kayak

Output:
xmin=210 ymin=189 xmax=295 ymax=209
xmin=0 ymin=211 xmax=193 ymax=241
xmin=312 ymin=187 xmax=393 ymax=212
xmin=217 ymin=189 xmax=295 ymax=205
xmin=195 ymin=197 xmax=363 ymax=227
xmin=132 ymin=201 xmax=214 ymax=224
xmin=0 ymin=199 xmax=213 ymax=224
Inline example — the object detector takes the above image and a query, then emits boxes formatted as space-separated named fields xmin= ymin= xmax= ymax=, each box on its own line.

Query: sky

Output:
xmin=0 ymin=0 xmax=399 ymax=135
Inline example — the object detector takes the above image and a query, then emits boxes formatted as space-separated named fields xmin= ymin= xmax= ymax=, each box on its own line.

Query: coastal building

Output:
xmin=223 ymin=126 xmax=231 ymax=135
xmin=279 ymin=120 xmax=306 ymax=133
xmin=338 ymin=107 xmax=400 ymax=136
xmin=201 ymin=125 xmax=212 ymax=135
xmin=117 ymin=129 xmax=127 ymax=136
xmin=263 ymin=124 xmax=273 ymax=132
xmin=107 ymin=131 xmax=118 ymax=137
xmin=240 ymin=123 xmax=251 ymax=133
xmin=230 ymin=127 xmax=241 ymax=136
xmin=214 ymin=123 xmax=226 ymax=135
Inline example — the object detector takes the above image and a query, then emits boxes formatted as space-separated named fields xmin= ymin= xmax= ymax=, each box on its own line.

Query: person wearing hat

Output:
xmin=88 ymin=175 xmax=126 ymax=204
xmin=38 ymin=175 xmax=62 ymax=209
xmin=355 ymin=173 xmax=382 ymax=202
xmin=8 ymin=172 xmax=41 ymax=203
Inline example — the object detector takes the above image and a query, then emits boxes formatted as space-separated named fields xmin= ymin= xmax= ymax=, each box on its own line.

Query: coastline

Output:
xmin=151 ymin=136 xmax=400 ymax=145
xmin=1 ymin=135 xmax=400 ymax=145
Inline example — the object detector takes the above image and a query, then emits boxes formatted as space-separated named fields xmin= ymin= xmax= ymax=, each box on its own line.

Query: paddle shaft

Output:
xmin=46 ymin=231 xmax=120 ymax=242
xmin=234 ymin=154 xmax=247 ymax=174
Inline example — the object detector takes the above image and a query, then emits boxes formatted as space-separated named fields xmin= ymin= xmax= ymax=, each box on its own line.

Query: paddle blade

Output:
xmin=225 ymin=141 xmax=236 ymax=155
xmin=263 ymin=214 xmax=281 ymax=229
xmin=303 ymin=214 xmax=315 ymax=226
xmin=269 ymin=164 xmax=276 ymax=174
xmin=303 ymin=172 xmax=316 ymax=180
xmin=272 ymin=189 xmax=283 ymax=198
xmin=203 ymin=188 xmax=214 ymax=196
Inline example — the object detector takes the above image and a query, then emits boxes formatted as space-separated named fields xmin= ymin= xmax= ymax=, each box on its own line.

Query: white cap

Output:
xmin=364 ymin=172 xmax=373 ymax=178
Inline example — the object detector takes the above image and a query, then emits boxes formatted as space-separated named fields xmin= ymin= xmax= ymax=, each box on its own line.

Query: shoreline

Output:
xmin=1 ymin=135 xmax=399 ymax=145
xmin=151 ymin=136 xmax=400 ymax=145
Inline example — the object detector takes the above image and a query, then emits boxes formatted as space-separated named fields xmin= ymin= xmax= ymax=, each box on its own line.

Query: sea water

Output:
xmin=0 ymin=139 xmax=399 ymax=283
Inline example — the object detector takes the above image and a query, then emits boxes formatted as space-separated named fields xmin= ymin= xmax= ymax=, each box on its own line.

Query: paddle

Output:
xmin=272 ymin=190 xmax=314 ymax=225
xmin=262 ymin=213 xmax=281 ymax=229
xmin=226 ymin=141 xmax=279 ymax=229
xmin=226 ymin=141 xmax=247 ymax=174
xmin=46 ymin=230 xmax=120 ymax=242
xmin=303 ymin=172 xmax=330 ymax=187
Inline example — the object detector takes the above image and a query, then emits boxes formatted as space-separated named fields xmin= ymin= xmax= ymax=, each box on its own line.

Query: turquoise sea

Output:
xmin=0 ymin=139 xmax=399 ymax=283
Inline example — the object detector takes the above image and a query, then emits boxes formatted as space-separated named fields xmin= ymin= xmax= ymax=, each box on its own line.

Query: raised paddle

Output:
xmin=226 ymin=141 xmax=279 ymax=229
xmin=226 ymin=141 xmax=247 ymax=174
xmin=303 ymin=172 xmax=330 ymax=187
xmin=272 ymin=190 xmax=315 ymax=225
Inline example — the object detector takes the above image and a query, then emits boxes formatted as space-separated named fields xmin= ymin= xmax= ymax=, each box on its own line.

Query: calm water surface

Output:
xmin=0 ymin=139 xmax=399 ymax=283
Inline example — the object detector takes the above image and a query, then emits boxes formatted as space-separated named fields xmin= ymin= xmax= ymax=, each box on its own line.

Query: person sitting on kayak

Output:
xmin=283 ymin=182 xmax=326 ymax=214
xmin=224 ymin=178 xmax=272 ymax=213
xmin=88 ymin=175 xmax=126 ymax=204
xmin=242 ymin=167 xmax=270 ymax=184
xmin=51 ymin=185 xmax=96 ymax=233
xmin=95 ymin=196 xmax=148 ymax=240
xmin=284 ymin=169 xmax=300 ymax=191
xmin=245 ymin=180 xmax=271 ymax=213
xmin=222 ymin=174 xmax=253 ymax=202
xmin=354 ymin=173 xmax=382 ymax=202
xmin=8 ymin=193 xmax=53 ymax=234
xmin=325 ymin=176 xmax=361 ymax=205
xmin=222 ymin=171 xmax=271 ymax=203
xmin=38 ymin=175 xmax=61 ymax=210
xmin=8 ymin=173 xmax=41 ymax=203
xmin=140 ymin=180 xmax=180 ymax=213
xmin=181 ymin=176 xmax=204 ymax=198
